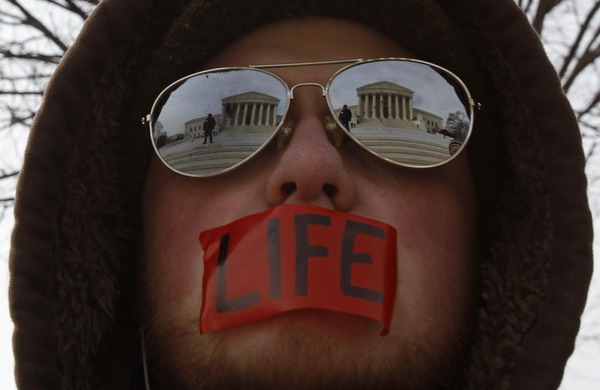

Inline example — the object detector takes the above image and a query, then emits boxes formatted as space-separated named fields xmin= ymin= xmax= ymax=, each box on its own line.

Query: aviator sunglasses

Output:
xmin=143 ymin=58 xmax=479 ymax=177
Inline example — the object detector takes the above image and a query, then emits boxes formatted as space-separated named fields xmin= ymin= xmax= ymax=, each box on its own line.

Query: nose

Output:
xmin=265 ymin=88 xmax=355 ymax=210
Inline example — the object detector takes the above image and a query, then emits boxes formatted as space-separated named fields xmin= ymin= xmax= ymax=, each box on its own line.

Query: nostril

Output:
xmin=282 ymin=182 xmax=297 ymax=196
xmin=323 ymin=183 xmax=338 ymax=198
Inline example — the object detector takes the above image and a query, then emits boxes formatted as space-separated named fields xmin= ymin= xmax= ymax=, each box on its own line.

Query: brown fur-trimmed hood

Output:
xmin=10 ymin=0 xmax=593 ymax=389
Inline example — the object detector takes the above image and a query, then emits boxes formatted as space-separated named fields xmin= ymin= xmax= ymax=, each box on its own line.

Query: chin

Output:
xmin=143 ymin=287 xmax=473 ymax=390
xmin=216 ymin=308 xmax=383 ymax=343
xmin=145 ymin=305 xmax=471 ymax=390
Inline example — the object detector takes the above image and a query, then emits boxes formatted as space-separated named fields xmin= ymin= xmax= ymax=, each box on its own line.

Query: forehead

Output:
xmin=202 ymin=17 xmax=413 ymax=85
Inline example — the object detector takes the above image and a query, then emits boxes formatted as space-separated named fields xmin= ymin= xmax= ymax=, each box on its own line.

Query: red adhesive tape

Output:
xmin=199 ymin=204 xmax=397 ymax=335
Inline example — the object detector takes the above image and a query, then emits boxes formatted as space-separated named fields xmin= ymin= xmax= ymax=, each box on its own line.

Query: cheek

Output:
xmin=141 ymin=159 xmax=266 ymax=312
xmin=142 ymin=177 xmax=205 ymax=311
xmin=143 ymin=223 xmax=205 ymax=307
xmin=355 ymin=159 xmax=476 ymax=335
xmin=392 ymin=190 xmax=474 ymax=328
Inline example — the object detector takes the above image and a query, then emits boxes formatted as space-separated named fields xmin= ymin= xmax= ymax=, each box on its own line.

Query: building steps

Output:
xmin=158 ymin=127 xmax=452 ymax=174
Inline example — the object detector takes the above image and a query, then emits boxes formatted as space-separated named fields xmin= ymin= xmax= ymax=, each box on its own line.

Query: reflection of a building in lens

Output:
xmin=184 ymin=91 xmax=281 ymax=140
xmin=350 ymin=81 xmax=443 ymax=133
xmin=331 ymin=80 xmax=466 ymax=166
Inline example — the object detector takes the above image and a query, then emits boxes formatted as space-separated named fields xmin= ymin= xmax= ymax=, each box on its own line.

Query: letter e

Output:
xmin=341 ymin=220 xmax=385 ymax=303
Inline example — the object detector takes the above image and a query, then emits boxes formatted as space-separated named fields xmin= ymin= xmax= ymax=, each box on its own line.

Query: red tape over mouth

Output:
xmin=199 ymin=204 xmax=397 ymax=335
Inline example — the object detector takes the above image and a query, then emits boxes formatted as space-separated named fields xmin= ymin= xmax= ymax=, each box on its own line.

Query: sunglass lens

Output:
xmin=327 ymin=60 xmax=472 ymax=167
xmin=151 ymin=69 xmax=288 ymax=176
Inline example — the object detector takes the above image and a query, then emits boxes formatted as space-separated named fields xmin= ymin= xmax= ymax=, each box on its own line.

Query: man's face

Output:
xmin=142 ymin=17 xmax=476 ymax=389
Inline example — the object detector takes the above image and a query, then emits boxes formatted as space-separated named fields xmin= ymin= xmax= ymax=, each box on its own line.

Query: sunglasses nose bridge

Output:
xmin=288 ymin=82 xmax=327 ymax=99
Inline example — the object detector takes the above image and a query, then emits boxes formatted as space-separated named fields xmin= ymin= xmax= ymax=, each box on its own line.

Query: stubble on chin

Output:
xmin=141 ymin=303 xmax=472 ymax=390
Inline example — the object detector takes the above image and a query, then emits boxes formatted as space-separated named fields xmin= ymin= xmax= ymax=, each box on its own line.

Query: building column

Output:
xmin=258 ymin=103 xmax=264 ymax=125
xmin=242 ymin=103 xmax=249 ymax=125
xmin=394 ymin=95 xmax=400 ymax=119
xmin=409 ymin=98 xmax=413 ymax=120
xmin=250 ymin=103 xmax=257 ymax=125
xmin=223 ymin=104 xmax=229 ymax=127
xmin=362 ymin=95 xmax=368 ymax=118
xmin=234 ymin=103 xmax=241 ymax=126
xmin=226 ymin=104 xmax=232 ymax=126
xmin=357 ymin=94 xmax=363 ymax=120
xmin=237 ymin=103 xmax=242 ymax=125
xmin=402 ymin=97 xmax=407 ymax=120
xmin=378 ymin=94 xmax=384 ymax=118
xmin=266 ymin=104 xmax=270 ymax=125
xmin=387 ymin=94 xmax=392 ymax=118
xmin=371 ymin=94 xmax=377 ymax=119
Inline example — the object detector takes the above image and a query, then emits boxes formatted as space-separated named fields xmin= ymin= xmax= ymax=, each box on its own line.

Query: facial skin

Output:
xmin=142 ymin=17 xmax=476 ymax=390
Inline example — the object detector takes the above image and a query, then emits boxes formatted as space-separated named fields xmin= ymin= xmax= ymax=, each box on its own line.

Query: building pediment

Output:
xmin=357 ymin=81 xmax=413 ymax=95
xmin=222 ymin=91 xmax=281 ymax=104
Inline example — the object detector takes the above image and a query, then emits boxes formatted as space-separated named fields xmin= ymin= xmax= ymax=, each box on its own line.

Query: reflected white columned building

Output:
xmin=183 ymin=91 xmax=282 ymax=139
xmin=357 ymin=81 xmax=416 ymax=128
xmin=327 ymin=80 xmax=454 ymax=166
xmin=354 ymin=81 xmax=443 ymax=133
xmin=221 ymin=91 xmax=281 ymax=133
xmin=413 ymin=108 xmax=443 ymax=133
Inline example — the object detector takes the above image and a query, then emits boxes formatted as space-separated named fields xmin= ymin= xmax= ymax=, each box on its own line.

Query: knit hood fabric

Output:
xmin=9 ymin=0 xmax=593 ymax=389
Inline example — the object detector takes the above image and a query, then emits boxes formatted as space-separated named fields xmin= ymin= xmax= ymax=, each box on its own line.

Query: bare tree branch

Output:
xmin=0 ymin=74 xmax=53 ymax=82
xmin=0 ymin=48 xmax=62 ymax=64
xmin=578 ymin=117 xmax=600 ymax=133
xmin=0 ymin=9 xmax=24 ymax=23
xmin=558 ymin=1 xmax=600 ymax=79
xmin=562 ymin=37 xmax=600 ymax=92
xmin=576 ymin=89 xmax=600 ymax=120
xmin=520 ymin=0 xmax=536 ymax=16
xmin=7 ymin=0 xmax=69 ymax=52
xmin=0 ymin=171 xmax=19 ymax=180
xmin=585 ymin=139 xmax=598 ymax=161
xmin=0 ymin=199 xmax=16 ymax=210
xmin=0 ymin=101 xmax=37 ymax=130
xmin=532 ymin=0 xmax=564 ymax=34
xmin=0 ymin=91 xmax=44 ymax=96
xmin=46 ymin=0 xmax=88 ymax=20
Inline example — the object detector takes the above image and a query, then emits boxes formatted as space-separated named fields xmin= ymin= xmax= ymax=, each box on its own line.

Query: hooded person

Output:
xmin=9 ymin=0 xmax=593 ymax=389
